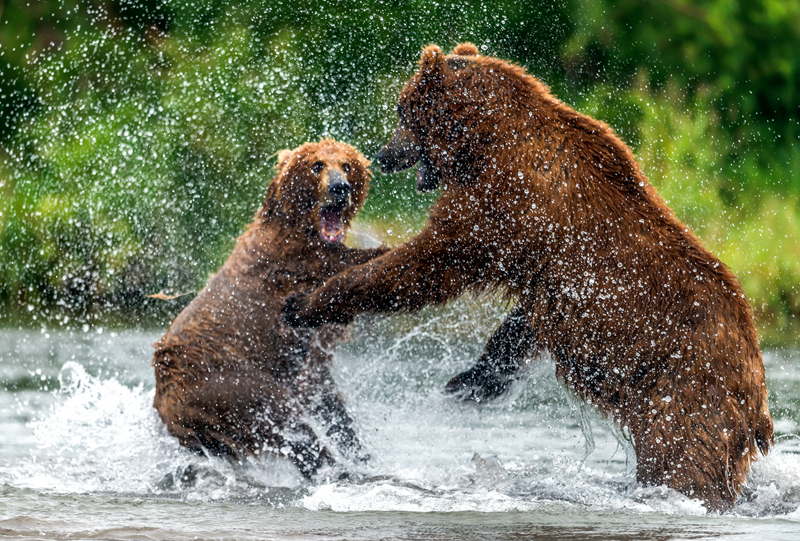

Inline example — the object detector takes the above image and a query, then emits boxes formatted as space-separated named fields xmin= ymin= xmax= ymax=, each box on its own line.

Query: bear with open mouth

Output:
xmin=152 ymin=139 xmax=387 ymax=478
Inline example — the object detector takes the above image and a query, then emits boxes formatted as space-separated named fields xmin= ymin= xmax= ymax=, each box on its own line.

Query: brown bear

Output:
xmin=283 ymin=44 xmax=774 ymax=510
xmin=152 ymin=139 xmax=387 ymax=479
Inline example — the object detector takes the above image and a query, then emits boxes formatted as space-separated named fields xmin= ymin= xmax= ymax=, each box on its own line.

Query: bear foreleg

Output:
xmin=283 ymin=229 xmax=489 ymax=328
xmin=339 ymin=246 xmax=391 ymax=267
xmin=444 ymin=302 xmax=537 ymax=402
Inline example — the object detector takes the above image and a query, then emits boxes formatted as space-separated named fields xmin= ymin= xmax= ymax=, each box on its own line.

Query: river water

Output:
xmin=1 ymin=300 xmax=800 ymax=540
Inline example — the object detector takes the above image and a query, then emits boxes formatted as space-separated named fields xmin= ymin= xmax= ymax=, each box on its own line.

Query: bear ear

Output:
xmin=420 ymin=44 xmax=455 ymax=81
xmin=452 ymin=43 xmax=479 ymax=56
xmin=420 ymin=44 xmax=444 ymax=70
xmin=276 ymin=149 xmax=292 ymax=171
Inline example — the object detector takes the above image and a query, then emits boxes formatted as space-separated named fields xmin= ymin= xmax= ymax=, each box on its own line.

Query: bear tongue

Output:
xmin=417 ymin=166 xmax=429 ymax=191
xmin=416 ymin=162 xmax=437 ymax=192
xmin=320 ymin=207 xmax=344 ymax=243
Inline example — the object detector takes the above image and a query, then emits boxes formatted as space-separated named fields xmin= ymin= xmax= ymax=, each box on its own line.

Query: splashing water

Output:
xmin=1 ymin=303 xmax=800 ymax=539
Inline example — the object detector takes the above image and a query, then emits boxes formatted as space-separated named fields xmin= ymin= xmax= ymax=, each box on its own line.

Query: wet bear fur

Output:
xmin=153 ymin=140 xmax=387 ymax=478
xmin=283 ymin=44 xmax=773 ymax=510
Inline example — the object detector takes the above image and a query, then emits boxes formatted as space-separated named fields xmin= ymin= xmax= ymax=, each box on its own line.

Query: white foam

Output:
xmin=13 ymin=361 xmax=303 ymax=496
xmin=302 ymin=481 xmax=542 ymax=513
xmin=4 ymin=320 xmax=800 ymax=519
xmin=736 ymin=447 xmax=800 ymax=517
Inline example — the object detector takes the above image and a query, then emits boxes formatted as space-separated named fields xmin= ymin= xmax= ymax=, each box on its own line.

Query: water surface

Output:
xmin=1 ymin=301 xmax=799 ymax=540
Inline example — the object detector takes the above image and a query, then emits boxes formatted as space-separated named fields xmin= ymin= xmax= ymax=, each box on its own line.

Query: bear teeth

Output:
xmin=320 ymin=206 xmax=344 ymax=243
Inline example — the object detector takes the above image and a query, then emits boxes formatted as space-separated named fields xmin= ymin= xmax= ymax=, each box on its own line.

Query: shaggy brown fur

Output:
xmin=284 ymin=44 xmax=773 ymax=510
xmin=153 ymin=140 xmax=387 ymax=478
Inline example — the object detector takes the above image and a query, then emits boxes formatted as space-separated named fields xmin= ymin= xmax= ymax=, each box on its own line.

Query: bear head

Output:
xmin=376 ymin=43 xmax=544 ymax=191
xmin=263 ymin=139 xmax=371 ymax=244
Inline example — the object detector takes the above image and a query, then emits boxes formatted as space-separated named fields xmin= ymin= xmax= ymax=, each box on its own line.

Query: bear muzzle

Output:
xmin=324 ymin=169 xmax=352 ymax=208
xmin=319 ymin=169 xmax=352 ymax=244
xmin=376 ymin=125 xmax=420 ymax=174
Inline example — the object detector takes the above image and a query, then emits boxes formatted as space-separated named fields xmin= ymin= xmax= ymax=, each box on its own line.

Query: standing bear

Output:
xmin=153 ymin=140 xmax=387 ymax=479
xmin=283 ymin=44 xmax=773 ymax=510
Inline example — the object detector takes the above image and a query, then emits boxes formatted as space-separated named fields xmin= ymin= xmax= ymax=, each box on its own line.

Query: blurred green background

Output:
xmin=0 ymin=1 xmax=798 ymax=342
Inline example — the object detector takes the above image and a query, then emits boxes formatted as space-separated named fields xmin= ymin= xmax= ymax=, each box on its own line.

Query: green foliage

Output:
xmin=0 ymin=1 xmax=798 ymax=338
xmin=567 ymin=1 xmax=800 ymax=147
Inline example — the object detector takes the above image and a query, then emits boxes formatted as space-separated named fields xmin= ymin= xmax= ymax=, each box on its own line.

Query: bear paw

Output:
xmin=444 ymin=367 xmax=513 ymax=403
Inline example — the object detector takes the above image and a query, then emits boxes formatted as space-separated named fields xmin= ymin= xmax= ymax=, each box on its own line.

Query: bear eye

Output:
xmin=311 ymin=161 xmax=325 ymax=175
xmin=342 ymin=163 xmax=351 ymax=174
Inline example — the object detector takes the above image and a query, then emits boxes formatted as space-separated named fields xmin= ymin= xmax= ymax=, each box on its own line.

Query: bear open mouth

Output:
xmin=416 ymin=159 xmax=441 ymax=192
xmin=320 ymin=205 xmax=345 ymax=243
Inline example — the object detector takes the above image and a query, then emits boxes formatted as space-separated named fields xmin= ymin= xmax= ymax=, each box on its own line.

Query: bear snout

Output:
xmin=325 ymin=169 xmax=352 ymax=207
xmin=376 ymin=127 xmax=420 ymax=173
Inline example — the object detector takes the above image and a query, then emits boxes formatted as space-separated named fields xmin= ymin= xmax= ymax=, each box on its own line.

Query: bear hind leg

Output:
xmin=280 ymin=421 xmax=335 ymax=479
xmin=632 ymin=409 xmax=742 ymax=512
